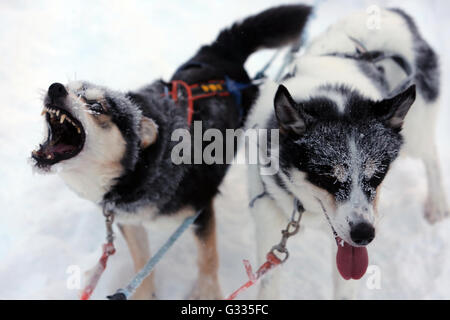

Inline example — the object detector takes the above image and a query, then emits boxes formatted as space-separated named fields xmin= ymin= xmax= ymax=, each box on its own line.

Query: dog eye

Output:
xmin=364 ymin=159 xmax=377 ymax=179
xmin=89 ymin=102 xmax=105 ymax=114
xmin=333 ymin=164 xmax=348 ymax=183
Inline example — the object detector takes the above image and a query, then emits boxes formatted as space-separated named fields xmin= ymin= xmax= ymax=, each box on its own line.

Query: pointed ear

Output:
xmin=373 ymin=85 xmax=416 ymax=129
xmin=139 ymin=116 xmax=158 ymax=149
xmin=274 ymin=85 xmax=306 ymax=135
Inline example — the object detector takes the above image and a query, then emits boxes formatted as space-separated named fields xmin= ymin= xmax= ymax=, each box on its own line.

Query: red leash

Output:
xmin=225 ymin=252 xmax=282 ymax=300
xmin=225 ymin=198 xmax=304 ymax=300
xmin=80 ymin=242 xmax=116 ymax=300
xmin=80 ymin=209 xmax=115 ymax=300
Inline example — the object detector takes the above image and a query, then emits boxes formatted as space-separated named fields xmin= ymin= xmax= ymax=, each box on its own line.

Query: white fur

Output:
xmin=52 ymin=88 xmax=127 ymax=203
xmin=247 ymin=8 xmax=447 ymax=299
xmin=85 ymin=88 xmax=105 ymax=101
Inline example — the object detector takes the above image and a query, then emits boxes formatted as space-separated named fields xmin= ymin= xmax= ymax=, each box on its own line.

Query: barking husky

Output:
xmin=247 ymin=8 xmax=446 ymax=299
xmin=30 ymin=5 xmax=312 ymax=299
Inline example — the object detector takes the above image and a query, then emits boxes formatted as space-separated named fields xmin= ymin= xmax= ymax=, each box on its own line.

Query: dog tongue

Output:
xmin=48 ymin=143 xmax=76 ymax=154
xmin=335 ymin=237 xmax=368 ymax=280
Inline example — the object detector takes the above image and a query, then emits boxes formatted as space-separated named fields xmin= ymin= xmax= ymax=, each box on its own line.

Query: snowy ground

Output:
xmin=0 ymin=0 xmax=449 ymax=299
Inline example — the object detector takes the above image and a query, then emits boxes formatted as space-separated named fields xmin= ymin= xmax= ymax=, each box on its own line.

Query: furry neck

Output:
xmin=102 ymin=81 xmax=189 ymax=213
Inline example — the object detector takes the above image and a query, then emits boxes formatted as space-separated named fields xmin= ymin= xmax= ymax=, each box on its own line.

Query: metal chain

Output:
xmin=103 ymin=207 xmax=115 ymax=244
xmin=270 ymin=198 xmax=305 ymax=263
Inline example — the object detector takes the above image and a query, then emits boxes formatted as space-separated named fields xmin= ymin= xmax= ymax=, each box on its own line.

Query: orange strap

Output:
xmin=80 ymin=242 xmax=116 ymax=300
xmin=225 ymin=252 xmax=282 ymax=300
xmin=166 ymin=80 xmax=230 ymax=126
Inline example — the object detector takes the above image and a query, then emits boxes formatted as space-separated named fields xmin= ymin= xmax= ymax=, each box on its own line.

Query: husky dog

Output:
xmin=30 ymin=5 xmax=312 ymax=299
xmin=247 ymin=8 xmax=446 ymax=299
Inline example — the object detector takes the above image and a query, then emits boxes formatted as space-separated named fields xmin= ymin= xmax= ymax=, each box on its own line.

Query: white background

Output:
xmin=0 ymin=0 xmax=449 ymax=299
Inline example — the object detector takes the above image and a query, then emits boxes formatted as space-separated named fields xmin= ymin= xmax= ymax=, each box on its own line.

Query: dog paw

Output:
xmin=424 ymin=199 xmax=449 ymax=224
xmin=188 ymin=277 xmax=223 ymax=300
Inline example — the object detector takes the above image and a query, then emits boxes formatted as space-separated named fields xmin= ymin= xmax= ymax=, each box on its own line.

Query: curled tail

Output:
xmin=212 ymin=4 xmax=312 ymax=65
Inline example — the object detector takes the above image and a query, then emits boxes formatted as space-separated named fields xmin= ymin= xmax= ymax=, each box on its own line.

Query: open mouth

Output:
xmin=32 ymin=106 xmax=85 ymax=167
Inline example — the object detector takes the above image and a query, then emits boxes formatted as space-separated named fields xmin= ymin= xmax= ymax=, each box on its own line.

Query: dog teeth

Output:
xmin=42 ymin=107 xmax=82 ymax=134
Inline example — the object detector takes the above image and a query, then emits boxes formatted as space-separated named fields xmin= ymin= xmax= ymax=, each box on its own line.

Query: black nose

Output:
xmin=48 ymin=83 xmax=67 ymax=99
xmin=350 ymin=222 xmax=375 ymax=245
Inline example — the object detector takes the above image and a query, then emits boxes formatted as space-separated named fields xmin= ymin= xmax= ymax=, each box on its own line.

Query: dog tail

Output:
xmin=212 ymin=4 xmax=312 ymax=65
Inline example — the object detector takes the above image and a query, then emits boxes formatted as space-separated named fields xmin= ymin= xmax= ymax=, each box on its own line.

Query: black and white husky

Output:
xmin=30 ymin=5 xmax=311 ymax=299
xmin=247 ymin=8 xmax=447 ymax=299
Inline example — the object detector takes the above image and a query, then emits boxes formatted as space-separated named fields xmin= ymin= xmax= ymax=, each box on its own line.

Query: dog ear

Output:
xmin=140 ymin=116 xmax=158 ymax=149
xmin=274 ymin=85 xmax=306 ymax=135
xmin=373 ymin=85 xmax=416 ymax=130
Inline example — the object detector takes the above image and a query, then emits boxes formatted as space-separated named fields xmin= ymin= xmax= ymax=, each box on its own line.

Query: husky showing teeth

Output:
xmin=31 ymin=5 xmax=311 ymax=299
xmin=247 ymin=8 xmax=446 ymax=299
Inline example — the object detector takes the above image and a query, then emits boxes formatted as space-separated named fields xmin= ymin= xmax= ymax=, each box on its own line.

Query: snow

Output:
xmin=0 ymin=0 xmax=449 ymax=299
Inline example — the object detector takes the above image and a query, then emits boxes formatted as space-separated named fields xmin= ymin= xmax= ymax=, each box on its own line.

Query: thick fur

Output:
xmin=247 ymin=8 xmax=446 ymax=299
xmin=32 ymin=5 xmax=312 ymax=299
xmin=105 ymin=4 xmax=312 ymax=222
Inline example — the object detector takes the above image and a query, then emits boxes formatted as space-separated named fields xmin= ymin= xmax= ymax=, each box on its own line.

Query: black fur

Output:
xmin=271 ymin=86 xmax=407 ymax=203
xmin=100 ymin=5 xmax=312 ymax=235
xmin=389 ymin=8 xmax=440 ymax=102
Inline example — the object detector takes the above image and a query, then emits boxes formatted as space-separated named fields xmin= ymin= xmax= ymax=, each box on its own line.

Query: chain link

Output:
xmin=270 ymin=198 xmax=304 ymax=263
xmin=103 ymin=208 xmax=115 ymax=244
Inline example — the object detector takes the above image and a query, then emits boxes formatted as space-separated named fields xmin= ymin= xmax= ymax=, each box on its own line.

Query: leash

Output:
xmin=225 ymin=198 xmax=304 ymax=300
xmin=80 ymin=207 xmax=202 ymax=300
xmin=107 ymin=209 xmax=202 ymax=300
xmin=80 ymin=208 xmax=116 ymax=300
xmin=326 ymin=36 xmax=413 ymax=77
xmin=275 ymin=0 xmax=325 ymax=81
xmin=254 ymin=50 xmax=280 ymax=81
xmin=326 ymin=36 xmax=415 ymax=96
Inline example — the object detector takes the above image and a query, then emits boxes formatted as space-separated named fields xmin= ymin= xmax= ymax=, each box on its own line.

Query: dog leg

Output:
xmin=118 ymin=223 xmax=156 ymax=300
xmin=252 ymin=196 xmax=286 ymax=300
xmin=249 ymin=169 xmax=285 ymax=299
xmin=402 ymin=97 xmax=448 ymax=224
xmin=422 ymin=142 xmax=449 ymax=224
xmin=189 ymin=201 xmax=223 ymax=300
xmin=249 ymin=164 xmax=286 ymax=299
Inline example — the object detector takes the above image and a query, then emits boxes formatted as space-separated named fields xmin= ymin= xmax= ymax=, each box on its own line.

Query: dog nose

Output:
xmin=350 ymin=222 xmax=375 ymax=245
xmin=48 ymin=83 xmax=68 ymax=99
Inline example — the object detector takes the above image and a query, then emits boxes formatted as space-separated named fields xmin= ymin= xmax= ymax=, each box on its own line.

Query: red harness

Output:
xmin=164 ymin=79 xmax=231 ymax=125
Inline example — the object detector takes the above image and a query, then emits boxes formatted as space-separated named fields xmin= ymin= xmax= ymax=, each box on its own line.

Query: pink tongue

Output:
xmin=335 ymin=237 xmax=368 ymax=280
xmin=48 ymin=144 xmax=75 ymax=154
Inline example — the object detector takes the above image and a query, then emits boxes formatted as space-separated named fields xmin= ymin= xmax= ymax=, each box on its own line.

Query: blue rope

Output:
xmin=275 ymin=0 xmax=325 ymax=82
xmin=107 ymin=209 xmax=202 ymax=300
xmin=253 ymin=50 xmax=280 ymax=80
